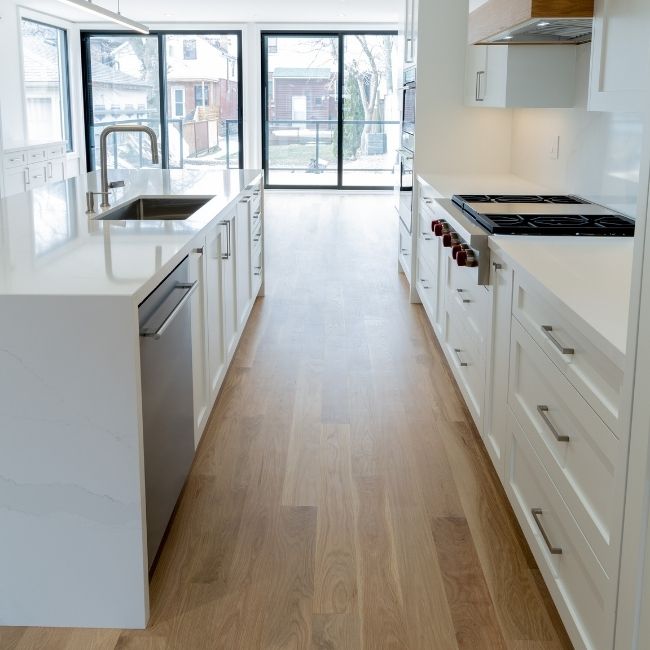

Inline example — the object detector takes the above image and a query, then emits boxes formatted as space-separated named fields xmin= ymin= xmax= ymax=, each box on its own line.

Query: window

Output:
xmin=20 ymin=18 xmax=73 ymax=151
xmin=183 ymin=39 xmax=197 ymax=60
xmin=194 ymin=84 xmax=208 ymax=108
xmin=172 ymin=88 xmax=185 ymax=118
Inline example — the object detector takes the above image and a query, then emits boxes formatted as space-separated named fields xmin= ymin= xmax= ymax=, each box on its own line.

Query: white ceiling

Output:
xmin=26 ymin=0 xmax=400 ymax=25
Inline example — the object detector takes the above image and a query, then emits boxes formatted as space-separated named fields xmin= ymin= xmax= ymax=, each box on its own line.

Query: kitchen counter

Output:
xmin=490 ymin=236 xmax=633 ymax=367
xmin=0 ymin=168 xmax=262 ymax=303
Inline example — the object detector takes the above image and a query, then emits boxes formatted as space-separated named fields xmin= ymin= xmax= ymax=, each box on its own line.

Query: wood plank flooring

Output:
xmin=0 ymin=193 xmax=573 ymax=650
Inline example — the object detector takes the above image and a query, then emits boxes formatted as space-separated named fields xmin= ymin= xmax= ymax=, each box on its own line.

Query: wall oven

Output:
xmin=395 ymin=66 xmax=416 ymax=233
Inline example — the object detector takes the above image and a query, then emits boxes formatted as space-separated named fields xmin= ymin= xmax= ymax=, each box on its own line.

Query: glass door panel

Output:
xmin=86 ymin=35 xmax=162 ymax=171
xmin=263 ymin=35 xmax=339 ymax=187
xmin=342 ymin=34 xmax=399 ymax=188
xmin=165 ymin=34 xmax=241 ymax=170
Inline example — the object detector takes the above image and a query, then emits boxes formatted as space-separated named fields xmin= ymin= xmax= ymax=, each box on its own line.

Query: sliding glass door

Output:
xmin=82 ymin=31 xmax=243 ymax=172
xmin=262 ymin=31 xmax=398 ymax=190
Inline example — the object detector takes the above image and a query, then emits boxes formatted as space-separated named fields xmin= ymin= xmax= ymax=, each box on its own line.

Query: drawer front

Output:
xmin=46 ymin=145 xmax=65 ymax=160
xmin=28 ymin=164 xmax=47 ymax=188
xmin=509 ymin=318 xmax=618 ymax=573
xmin=513 ymin=276 xmax=623 ymax=432
xmin=251 ymin=217 xmax=263 ymax=246
xmin=27 ymin=149 xmax=46 ymax=164
xmin=418 ymin=215 xmax=437 ymax=269
xmin=444 ymin=294 xmax=485 ymax=425
xmin=447 ymin=258 xmax=488 ymax=347
xmin=4 ymin=151 xmax=27 ymax=168
xmin=417 ymin=254 xmax=438 ymax=322
xmin=506 ymin=412 xmax=612 ymax=650
xmin=252 ymin=245 xmax=263 ymax=293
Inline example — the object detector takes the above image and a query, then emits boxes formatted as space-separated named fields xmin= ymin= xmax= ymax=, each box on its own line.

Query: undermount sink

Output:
xmin=96 ymin=197 xmax=211 ymax=221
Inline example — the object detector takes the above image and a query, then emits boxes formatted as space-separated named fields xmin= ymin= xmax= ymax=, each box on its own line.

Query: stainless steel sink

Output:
xmin=96 ymin=197 xmax=211 ymax=221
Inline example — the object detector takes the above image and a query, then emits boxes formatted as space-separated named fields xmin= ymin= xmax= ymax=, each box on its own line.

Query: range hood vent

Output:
xmin=484 ymin=18 xmax=593 ymax=44
xmin=469 ymin=0 xmax=594 ymax=45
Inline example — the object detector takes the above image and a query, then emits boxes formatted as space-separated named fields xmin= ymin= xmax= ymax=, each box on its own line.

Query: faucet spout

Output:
xmin=98 ymin=125 xmax=160 ymax=208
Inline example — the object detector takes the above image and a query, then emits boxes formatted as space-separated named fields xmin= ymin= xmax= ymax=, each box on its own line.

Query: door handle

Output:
xmin=220 ymin=220 xmax=231 ymax=260
xmin=531 ymin=508 xmax=563 ymax=555
xmin=476 ymin=70 xmax=485 ymax=102
xmin=140 ymin=282 xmax=198 ymax=340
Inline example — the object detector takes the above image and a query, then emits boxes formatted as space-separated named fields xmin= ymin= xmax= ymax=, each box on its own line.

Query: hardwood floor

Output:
xmin=0 ymin=193 xmax=573 ymax=650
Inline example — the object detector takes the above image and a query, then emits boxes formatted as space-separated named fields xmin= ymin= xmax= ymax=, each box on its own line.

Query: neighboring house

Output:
xmin=89 ymin=61 xmax=151 ymax=123
xmin=21 ymin=34 xmax=66 ymax=143
xmin=269 ymin=68 xmax=336 ymax=123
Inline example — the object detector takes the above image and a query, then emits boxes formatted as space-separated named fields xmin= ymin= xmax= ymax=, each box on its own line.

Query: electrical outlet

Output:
xmin=549 ymin=135 xmax=560 ymax=160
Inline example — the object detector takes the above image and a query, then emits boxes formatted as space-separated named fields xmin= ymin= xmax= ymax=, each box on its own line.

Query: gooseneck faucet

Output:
xmin=87 ymin=125 xmax=160 ymax=212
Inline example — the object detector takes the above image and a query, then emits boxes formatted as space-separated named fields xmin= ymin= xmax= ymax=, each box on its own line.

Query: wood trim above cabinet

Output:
xmin=468 ymin=0 xmax=594 ymax=45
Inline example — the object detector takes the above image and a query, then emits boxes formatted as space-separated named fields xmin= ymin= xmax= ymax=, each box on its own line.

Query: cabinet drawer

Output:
xmin=444 ymin=294 xmax=485 ymax=425
xmin=509 ymin=318 xmax=619 ymax=573
xmin=4 ymin=151 xmax=27 ymax=168
xmin=506 ymin=412 xmax=613 ymax=650
xmin=27 ymin=149 xmax=46 ymax=164
xmin=252 ymin=246 xmax=263 ymax=293
xmin=447 ymin=259 xmax=489 ymax=346
xmin=417 ymin=218 xmax=437 ymax=269
xmin=513 ymin=275 xmax=623 ymax=432
xmin=46 ymin=145 xmax=65 ymax=160
xmin=416 ymin=254 xmax=438 ymax=321
xmin=251 ymin=218 xmax=262 ymax=246
xmin=28 ymin=164 xmax=47 ymax=188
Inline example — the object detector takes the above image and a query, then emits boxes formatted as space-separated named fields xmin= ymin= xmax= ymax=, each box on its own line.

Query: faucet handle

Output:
xmin=86 ymin=190 xmax=108 ymax=214
xmin=109 ymin=180 xmax=125 ymax=189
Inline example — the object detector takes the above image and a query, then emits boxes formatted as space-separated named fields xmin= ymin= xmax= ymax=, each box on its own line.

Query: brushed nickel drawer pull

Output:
xmin=537 ymin=405 xmax=570 ymax=442
xmin=541 ymin=325 xmax=574 ymax=355
xmin=453 ymin=348 xmax=468 ymax=367
xmin=492 ymin=262 xmax=502 ymax=270
xmin=531 ymin=508 xmax=563 ymax=555
xmin=456 ymin=288 xmax=471 ymax=303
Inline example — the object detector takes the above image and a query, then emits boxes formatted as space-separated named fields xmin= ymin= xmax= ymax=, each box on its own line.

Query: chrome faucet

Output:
xmin=87 ymin=124 xmax=160 ymax=212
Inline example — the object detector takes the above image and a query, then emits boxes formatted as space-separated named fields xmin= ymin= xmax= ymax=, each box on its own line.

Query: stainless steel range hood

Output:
xmin=469 ymin=0 xmax=594 ymax=45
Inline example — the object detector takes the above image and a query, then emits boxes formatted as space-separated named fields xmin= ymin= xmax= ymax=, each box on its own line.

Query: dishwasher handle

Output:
xmin=140 ymin=281 xmax=198 ymax=340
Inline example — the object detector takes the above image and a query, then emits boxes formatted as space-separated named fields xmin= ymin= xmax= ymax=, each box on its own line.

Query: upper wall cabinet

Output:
xmin=588 ymin=0 xmax=650 ymax=112
xmin=465 ymin=44 xmax=577 ymax=108
xmin=402 ymin=0 xmax=419 ymax=64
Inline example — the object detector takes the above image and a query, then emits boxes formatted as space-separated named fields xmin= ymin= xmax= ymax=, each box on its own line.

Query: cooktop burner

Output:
xmin=451 ymin=194 xmax=635 ymax=236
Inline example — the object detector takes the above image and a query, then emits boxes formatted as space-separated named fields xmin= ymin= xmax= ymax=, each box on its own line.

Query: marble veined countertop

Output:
xmin=0 ymin=168 xmax=262 ymax=302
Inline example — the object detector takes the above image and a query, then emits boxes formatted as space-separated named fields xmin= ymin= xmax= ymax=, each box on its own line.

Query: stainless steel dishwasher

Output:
xmin=138 ymin=256 xmax=197 ymax=569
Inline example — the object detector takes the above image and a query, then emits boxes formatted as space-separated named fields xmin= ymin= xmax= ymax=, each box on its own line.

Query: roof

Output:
xmin=272 ymin=68 xmax=333 ymax=79
xmin=90 ymin=61 xmax=151 ymax=88
xmin=22 ymin=35 xmax=59 ymax=84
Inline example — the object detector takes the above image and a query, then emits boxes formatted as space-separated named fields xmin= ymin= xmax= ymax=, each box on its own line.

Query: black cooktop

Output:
xmin=451 ymin=194 xmax=635 ymax=236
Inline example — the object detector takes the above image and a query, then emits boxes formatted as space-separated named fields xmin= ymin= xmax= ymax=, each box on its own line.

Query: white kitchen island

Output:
xmin=0 ymin=168 xmax=264 ymax=628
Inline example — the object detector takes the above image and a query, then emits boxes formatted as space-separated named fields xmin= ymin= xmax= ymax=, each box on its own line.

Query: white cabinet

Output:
xmin=398 ymin=220 xmax=412 ymax=281
xmin=220 ymin=210 xmax=238 ymax=361
xmin=1 ymin=141 xmax=68 ymax=197
xmin=205 ymin=224 xmax=227 ymax=399
xmin=483 ymin=252 xmax=512 ymax=480
xmin=464 ymin=45 xmax=577 ymax=108
xmin=402 ymin=0 xmax=419 ymax=64
xmin=190 ymin=242 xmax=210 ymax=446
xmin=589 ymin=0 xmax=650 ymax=112
xmin=236 ymin=197 xmax=253 ymax=329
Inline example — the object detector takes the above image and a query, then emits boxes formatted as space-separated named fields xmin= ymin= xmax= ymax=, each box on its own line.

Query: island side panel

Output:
xmin=0 ymin=295 xmax=149 ymax=628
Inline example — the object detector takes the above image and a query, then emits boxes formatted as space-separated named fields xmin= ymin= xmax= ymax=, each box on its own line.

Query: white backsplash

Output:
xmin=511 ymin=44 xmax=645 ymax=218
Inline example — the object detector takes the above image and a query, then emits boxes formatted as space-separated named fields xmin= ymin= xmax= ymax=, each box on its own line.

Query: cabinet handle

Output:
xmin=254 ymin=266 xmax=262 ymax=276
xmin=47 ymin=162 xmax=53 ymax=178
xmin=192 ymin=246 xmax=204 ymax=256
xmin=219 ymin=220 xmax=231 ymax=260
xmin=537 ymin=405 xmax=570 ymax=442
xmin=531 ymin=508 xmax=563 ymax=555
xmin=24 ymin=169 xmax=30 ymax=185
xmin=419 ymin=278 xmax=430 ymax=289
xmin=476 ymin=70 xmax=485 ymax=102
xmin=252 ymin=210 xmax=261 ymax=220
xmin=456 ymin=288 xmax=471 ymax=304
xmin=453 ymin=348 xmax=468 ymax=367
xmin=492 ymin=262 xmax=502 ymax=271
xmin=541 ymin=325 xmax=574 ymax=355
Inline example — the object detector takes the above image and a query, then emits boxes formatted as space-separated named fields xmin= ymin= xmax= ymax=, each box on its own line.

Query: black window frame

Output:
xmin=261 ymin=29 xmax=398 ymax=191
xmin=81 ymin=29 xmax=244 ymax=172
xmin=21 ymin=17 xmax=74 ymax=153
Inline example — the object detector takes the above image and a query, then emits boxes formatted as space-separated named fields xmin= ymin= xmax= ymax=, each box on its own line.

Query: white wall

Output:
xmin=511 ymin=44 xmax=644 ymax=218
xmin=414 ymin=0 xmax=512 ymax=175
xmin=0 ymin=0 xmax=86 ymax=170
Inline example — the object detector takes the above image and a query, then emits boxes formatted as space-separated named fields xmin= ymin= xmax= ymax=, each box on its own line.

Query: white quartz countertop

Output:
xmin=417 ymin=171 xmax=551 ymax=198
xmin=417 ymin=171 xmax=632 ymax=366
xmin=490 ymin=236 xmax=633 ymax=366
xmin=0 ymin=168 xmax=262 ymax=302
